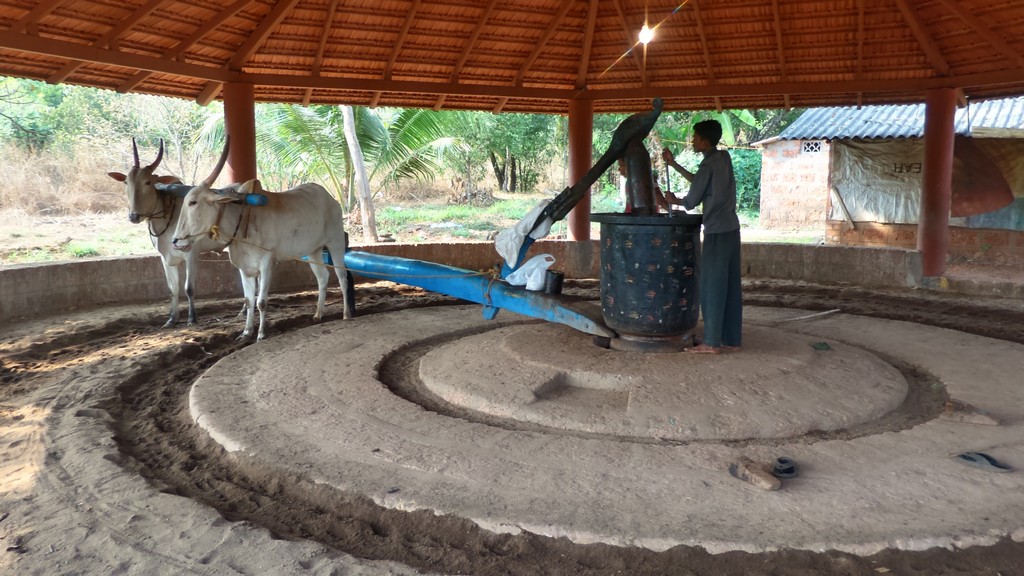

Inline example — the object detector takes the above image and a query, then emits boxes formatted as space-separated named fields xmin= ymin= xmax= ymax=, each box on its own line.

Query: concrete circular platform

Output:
xmin=419 ymin=324 xmax=907 ymax=441
xmin=190 ymin=304 xmax=1024 ymax=554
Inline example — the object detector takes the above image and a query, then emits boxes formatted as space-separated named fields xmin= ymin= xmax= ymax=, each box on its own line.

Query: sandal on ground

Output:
xmin=955 ymin=451 xmax=1012 ymax=473
xmin=728 ymin=457 xmax=781 ymax=491
xmin=771 ymin=456 xmax=799 ymax=479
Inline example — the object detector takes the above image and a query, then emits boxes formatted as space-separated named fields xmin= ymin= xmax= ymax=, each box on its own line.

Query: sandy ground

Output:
xmin=2 ymin=279 xmax=1024 ymax=575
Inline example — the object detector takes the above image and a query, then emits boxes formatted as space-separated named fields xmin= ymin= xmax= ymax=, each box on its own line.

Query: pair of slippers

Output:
xmin=955 ymin=451 xmax=1013 ymax=473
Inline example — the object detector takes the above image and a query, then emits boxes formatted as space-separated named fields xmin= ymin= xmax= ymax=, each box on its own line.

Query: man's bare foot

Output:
xmin=687 ymin=344 xmax=722 ymax=354
xmin=723 ymin=346 xmax=742 ymax=353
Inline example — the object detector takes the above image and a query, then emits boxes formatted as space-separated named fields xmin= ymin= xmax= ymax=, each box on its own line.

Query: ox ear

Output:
xmin=214 ymin=195 xmax=238 ymax=205
xmin=108 ymin=172 xmax=127 ymax=183
xmin=156 ymin=175 xmax=181 ymax=184
xmin=238 ymin=178 xmax=263 ymax=195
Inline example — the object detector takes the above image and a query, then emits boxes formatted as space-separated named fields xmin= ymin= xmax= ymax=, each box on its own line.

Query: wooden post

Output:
xmin=918 ymin=88 xmax=956 ymax=276
xmin=567 ymin=98 xmax=593 ymax=241
xmin=222 ymin=82 xmax=257 ymax=184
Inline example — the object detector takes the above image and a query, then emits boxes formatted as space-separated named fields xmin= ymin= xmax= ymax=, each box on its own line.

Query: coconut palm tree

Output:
xmin=196 ymin=103 xmax=465 ymax=241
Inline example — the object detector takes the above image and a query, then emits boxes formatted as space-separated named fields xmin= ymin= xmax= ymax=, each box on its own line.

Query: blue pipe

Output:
xmin=344 ymin=250 xmax=613 ymax=338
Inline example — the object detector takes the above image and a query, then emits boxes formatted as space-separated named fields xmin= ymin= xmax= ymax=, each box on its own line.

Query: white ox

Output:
xmin=108 ymin=139 xmax=227 ymax=327
xmin=172 ymin=146 xmax=352 ymax=341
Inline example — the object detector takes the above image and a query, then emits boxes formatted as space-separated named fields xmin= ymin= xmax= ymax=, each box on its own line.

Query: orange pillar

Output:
xmin=917 ymin=88 xmax=956 ymax=276
xmin=222 ymin=82 xmax=257 ymax=184
xmin=567 ymin=98 xmax=593 ymax=241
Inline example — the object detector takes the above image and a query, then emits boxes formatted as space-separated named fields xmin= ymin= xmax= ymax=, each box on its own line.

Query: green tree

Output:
xmin=480 ymin=113 xmax=557 ymax=193
xmin=0 ymin=78 xmax=62 ymax=151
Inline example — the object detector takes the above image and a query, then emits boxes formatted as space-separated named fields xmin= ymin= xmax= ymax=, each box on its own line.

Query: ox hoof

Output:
xmin=162 ymin=319 xmax=177 ymax=329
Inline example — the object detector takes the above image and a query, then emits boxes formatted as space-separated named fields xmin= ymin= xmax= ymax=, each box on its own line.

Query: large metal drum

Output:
xmin=590 ymin=212 xmax=703 ymax=352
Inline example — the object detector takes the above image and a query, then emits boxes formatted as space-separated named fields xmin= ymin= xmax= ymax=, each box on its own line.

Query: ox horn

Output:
xmin=202 ymin=135 xmax=231 ymax=187
xmin=131 ymin=137 xmax=140 ymax=168
xmin=146 ymin=139 xmax=164 ymax=172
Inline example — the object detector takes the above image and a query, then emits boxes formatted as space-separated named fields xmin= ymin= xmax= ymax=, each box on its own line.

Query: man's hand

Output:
xmin=661 ymin=147 xmax=675 ymax=164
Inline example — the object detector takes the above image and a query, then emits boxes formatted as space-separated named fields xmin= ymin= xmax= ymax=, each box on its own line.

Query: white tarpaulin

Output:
xmin=830 ymin=138 xmax=1024 ymax=230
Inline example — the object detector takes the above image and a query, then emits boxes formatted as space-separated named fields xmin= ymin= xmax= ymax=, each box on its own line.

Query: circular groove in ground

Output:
xmin=378 ymin=324 xmax=948 ymax=447
xmin=7 ymin=280 xmax=1024 ymax=575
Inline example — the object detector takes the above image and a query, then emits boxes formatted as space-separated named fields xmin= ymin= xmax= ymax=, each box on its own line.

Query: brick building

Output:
xmin=756 ymin=98 xmax=1024 ymax=266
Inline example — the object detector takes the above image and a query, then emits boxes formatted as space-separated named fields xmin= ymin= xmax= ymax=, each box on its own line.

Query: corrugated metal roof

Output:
xmin=779 ymin=97 xmax=1024 ymax=140
xmin=2 ymin=1 xmax=1024 ymax=114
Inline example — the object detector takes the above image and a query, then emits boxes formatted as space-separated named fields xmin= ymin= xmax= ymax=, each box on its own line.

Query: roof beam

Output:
xmin=576 ymin=0 xmax=599 ymax=89
xmin=229 ymin=0 xmax=301 ymax=70
xmin=431 ymin=0 xmax=501 ymax=110
xmin=371 ymin=0 xmax=421 ymax=108
xmin=384 ymin=0 xmax=421 ymax=81
xmin=196 ymin=82 xmax=223 ymax=106
xmin=6 ymin=30 xmax=1024 ymax=102
xmin=687 ymin=0 xmax=722 ymax=111
xmin=770 ymin=0 xmax=790 ymax=109
xmin=856 ymin=0 xmax=865 ymax=107
xmin=12 ymin=0 xmax=62 ymax=34
xmin=116 ymin=0 xmax=250 ymax=93
xmin=241 ymin=68 xmax=1024 ymax=100
xmin=934 ymin=0 xmax=1024 ymax=68
xmin=167 ymin=0 xmax=251 ymax=61
xmin=305 ymin=0 xmax=341 ymax=106
xmin=514 ymin=1 xmax=574 ymax=87
xmin=47 ymin=0 xmax=168 ymax=84
xmin=892 ymin=0 xmax=951 ymax=76
xmin=611 ymin=0 xmax=644 ymax=77
xmin=494 ymin=1 xmax=576 ymax=113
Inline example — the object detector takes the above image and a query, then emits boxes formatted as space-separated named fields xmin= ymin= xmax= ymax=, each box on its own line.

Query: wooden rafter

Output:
xmin=48 ymin=0 xmax=168 ymax=84
xmin=12 ymin=0 xmax=62 ymax=34
xmin=431 ymin=0 xmax=500 ymax=110
xmin=167 ymin=0 xmax=251 ymax=61
xmin=770 ymin=0 xmax=789 ymax=109
xmin=935 ymin=0 xmax=1024 ymax=68
xmin=892 ymin=0 xmax=950 ymax=76
xmin=5 ymin=27 xmax=1024 ymax=99
xmin=514 ymin=1 xmax=574 ymax=87
xmin=385 ymin=0 xmax=421 ymax=81
xmin=611 ymin=0 xmax=644 ymax=77
xmin=494 ymin=0 xmax=576 ymax=113
xmin=576 ymin=0 xmax=598 ymax=89
xmin=372 ymin=0 xmax=420 ymax=108
xmin=196 ymin=82 xmax=222 ymax=106
xmin=688 ymin=0 xmax=722 ymax=111
xmin=856 ymin=0 xmax=865 ymax=107
xmin=116 ymin=0 xmax=250 ymax=93
xmin=305 ymin=0 xmax=340 ymax=106
xmin=229 ymin=0 xmax=301 ymax=70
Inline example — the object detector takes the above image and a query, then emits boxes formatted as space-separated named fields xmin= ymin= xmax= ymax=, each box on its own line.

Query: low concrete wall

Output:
xmin=742 ymin=243 xmax=923 ymax=288
xmin=0 ymin=240 xmax=923 ymax=324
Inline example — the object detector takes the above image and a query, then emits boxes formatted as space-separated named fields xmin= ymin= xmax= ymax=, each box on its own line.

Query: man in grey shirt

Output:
xmin=660 ymin=120 xmax=743 ymax=354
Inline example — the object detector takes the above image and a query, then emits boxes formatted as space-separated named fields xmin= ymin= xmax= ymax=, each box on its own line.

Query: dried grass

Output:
xmin=0 ymin=143 xmax=124 ymax=215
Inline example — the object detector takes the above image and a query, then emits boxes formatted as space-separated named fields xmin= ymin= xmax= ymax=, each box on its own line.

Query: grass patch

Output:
xmin=67 ymin=242 xmax=102 ymax=258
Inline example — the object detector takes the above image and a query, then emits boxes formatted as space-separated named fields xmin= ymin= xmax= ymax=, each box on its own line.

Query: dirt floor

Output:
xmin=2 ymin=279 xmax=1024 ymax=575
